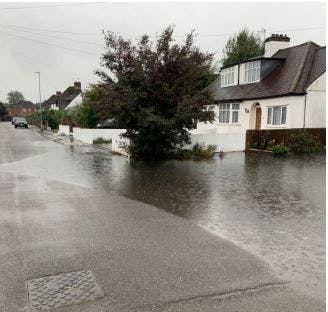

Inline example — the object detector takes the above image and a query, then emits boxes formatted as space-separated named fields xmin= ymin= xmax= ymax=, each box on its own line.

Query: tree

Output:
xmin=67 ymin=103 xmax=98 ymax=129
xmin=221 ymin=28 xmax=264 ymax=66
xmin=90 ymin=26 xmax=215 ymax=160
xmin=0 ymin=102 xmax=8 ymax=118
xmin=7 ymin=91 xmax=24 ymax=106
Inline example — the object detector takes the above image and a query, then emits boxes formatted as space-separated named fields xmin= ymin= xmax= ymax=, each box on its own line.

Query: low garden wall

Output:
xmin=189 ymin=133 xmax=246 ymax=152
xmin=72 ymin=127 xmax=129 ymax=155
xmin=58 ymin=125 xmax=70 ymax=136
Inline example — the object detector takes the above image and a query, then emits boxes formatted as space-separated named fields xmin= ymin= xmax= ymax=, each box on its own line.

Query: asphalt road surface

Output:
xmin=0 ymin=122 xmax=324 ymax=311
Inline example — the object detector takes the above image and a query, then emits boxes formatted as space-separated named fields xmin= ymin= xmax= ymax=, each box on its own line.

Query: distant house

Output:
xmin=197 ymin=34 xmax=326 ymax=134
xmin=65 ymin=93 xmax=83 ymax=110
xmin=9 ymin=100 xmax=38 ymax=117
xmin=43 ymin=81 xmax=81 ymax=111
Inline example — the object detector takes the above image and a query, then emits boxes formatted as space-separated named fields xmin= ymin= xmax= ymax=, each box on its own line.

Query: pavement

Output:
xmin=0 ymin=122 xmax=325 ymax=311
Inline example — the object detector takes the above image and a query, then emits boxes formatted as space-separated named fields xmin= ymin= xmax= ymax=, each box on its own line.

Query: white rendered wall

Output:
xmin=58 ymin=125 xmax=70 ymax=135
xmin=264 ymin=40 xmax=290 ymax=57
xmin=242 ymin=95 xmax=305 ymax=130
xmin=305 ymin=73 xmax=326 ymax=128
xmin=188 ymin=133 xmax=246 ymax=152
xmin=72 ymin=128 xmax=129 ymax=154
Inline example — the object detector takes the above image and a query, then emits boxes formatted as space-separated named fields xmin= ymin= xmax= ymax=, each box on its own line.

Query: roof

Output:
xmin=220 ymin=56 xmax=285 ymax=70
xmin=42 ymin=85 xmax=81 ymax=109
xmin=11 ymin=100 xmax=36 ymax=108
xmin=208 ymin=42 xmax=326 ymax=102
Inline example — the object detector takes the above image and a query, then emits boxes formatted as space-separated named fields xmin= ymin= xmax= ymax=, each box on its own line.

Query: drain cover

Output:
xmin=27 ymin=270 xmax=104 ymax=310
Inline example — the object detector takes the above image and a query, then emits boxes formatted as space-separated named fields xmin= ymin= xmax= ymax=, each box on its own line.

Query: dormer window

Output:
xmin=220 ymin=66 xmax=235 ymax=87
xmin=244 ymin=60 xmax=260 ymax=83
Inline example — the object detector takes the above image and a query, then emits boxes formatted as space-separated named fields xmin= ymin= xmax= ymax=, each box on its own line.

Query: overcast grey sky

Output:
xmin=0 ymin=2 xmax=325 ymax=103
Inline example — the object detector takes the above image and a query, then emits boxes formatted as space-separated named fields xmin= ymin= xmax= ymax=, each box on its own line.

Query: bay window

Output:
xmin=267 ymin=106 xmax=287 ymax=125
xmin=218 ymin=103 xmax=240 ymax=124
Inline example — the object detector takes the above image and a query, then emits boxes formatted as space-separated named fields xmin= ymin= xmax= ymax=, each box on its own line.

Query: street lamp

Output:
xmin=33 ymin=72 xmax=42 ymax=131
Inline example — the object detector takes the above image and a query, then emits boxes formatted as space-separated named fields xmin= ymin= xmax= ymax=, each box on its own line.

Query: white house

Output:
xmin=196 ymin=34 xmax=326 ymax=138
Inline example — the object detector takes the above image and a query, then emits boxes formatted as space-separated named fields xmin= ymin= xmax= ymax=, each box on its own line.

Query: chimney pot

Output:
xmin=56 ymin=91 xmax=61 ymax=96
xmin=264 ymin=33 xmax=290 ymax=57
xmin=74 ymin=81 xmax=81 ymax=90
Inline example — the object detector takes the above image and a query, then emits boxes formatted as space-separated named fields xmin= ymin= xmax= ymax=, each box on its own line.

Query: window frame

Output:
xmin=266 ymin=105 xmax=287 ymax=126
xmin=244 ymin=60 xmax=261 ymax=83
xmin=220 ymin=66 xmax=235 ymax=87
xmin=218 ymin=103 xmax=240 ymax=124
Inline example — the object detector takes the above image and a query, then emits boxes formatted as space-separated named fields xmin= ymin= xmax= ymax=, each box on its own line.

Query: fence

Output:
xmin=246 ymin=128 xmax=326 ymax=150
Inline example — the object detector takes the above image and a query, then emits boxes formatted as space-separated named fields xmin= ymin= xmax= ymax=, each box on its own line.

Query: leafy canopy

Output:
xmin=0 ymin=102 xmax=8 ymax=118
xmin=221 ymin=28 xmax=264 ymax=66
xmin=7 ymin=90 xmax=25 ymax=106
xmin=88 ymin=26 xmax=215 ymax=160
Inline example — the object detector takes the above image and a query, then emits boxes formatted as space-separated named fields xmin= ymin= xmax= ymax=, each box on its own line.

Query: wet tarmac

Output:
xmin=64 ymin=141 xmax=325 ymax=300
xmin=0 ymin=123 xmax=325 ymax=310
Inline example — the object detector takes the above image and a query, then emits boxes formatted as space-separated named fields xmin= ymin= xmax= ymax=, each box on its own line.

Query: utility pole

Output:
xmin=34 ymin=72 xmax=42 ymax=131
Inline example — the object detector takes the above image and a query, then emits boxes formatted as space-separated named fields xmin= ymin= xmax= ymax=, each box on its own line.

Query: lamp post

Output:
xmin=34 ymin=72 xmax=42 ymax=131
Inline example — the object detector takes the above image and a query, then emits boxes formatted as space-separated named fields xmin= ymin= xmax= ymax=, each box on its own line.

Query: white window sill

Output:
xmin=221 ymin=84 xmax=237 ymax=88
xmin=218 ymin=123 xmax=241 ymax=126
xmin=239 ymin=80 xmax=260 ymax=85
xmin=265 ymin=125 xmax=287 ymax=129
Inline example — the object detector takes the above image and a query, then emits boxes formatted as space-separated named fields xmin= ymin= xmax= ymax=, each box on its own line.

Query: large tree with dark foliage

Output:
xmin=92 ymin=26 xmax=215 ymax=160
xmin=0 ymin=102 xmax=8 ymax=118
xmin=7 ymin=90 xmax=24 ymax=106
xmin=221 ymin=28 xmax=264 ymax=66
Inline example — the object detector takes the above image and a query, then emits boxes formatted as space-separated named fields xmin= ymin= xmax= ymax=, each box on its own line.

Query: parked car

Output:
xmin=14 ymin=117 xmax=28 ymax=128
xmin=96 ymin=118 xmax=121 ymax=129
xmin=11 ymin=117 xmax=18 ymax=125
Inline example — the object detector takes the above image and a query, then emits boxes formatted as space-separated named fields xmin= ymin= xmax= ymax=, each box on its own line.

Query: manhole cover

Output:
xmin=27 ymin=270 xmax=104 ymax=310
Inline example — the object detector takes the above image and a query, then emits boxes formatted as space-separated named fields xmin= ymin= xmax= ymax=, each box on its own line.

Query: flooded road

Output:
xmin=67 ymin=145 xmax=325 ymax=299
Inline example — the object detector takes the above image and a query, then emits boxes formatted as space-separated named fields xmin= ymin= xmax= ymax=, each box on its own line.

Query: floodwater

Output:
xmin=20 ymin=139 xmax=324 ymax=300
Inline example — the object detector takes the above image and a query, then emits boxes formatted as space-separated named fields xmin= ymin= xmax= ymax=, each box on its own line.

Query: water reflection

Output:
xmin=68 ymin=145 xmax=325 ymax=299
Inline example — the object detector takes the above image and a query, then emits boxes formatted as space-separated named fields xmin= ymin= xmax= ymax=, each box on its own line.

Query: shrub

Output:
xmin=66 ymin=104 xmax=98 ymax=129
xmin=93 ymin=137 xmax=112 ymax=144
xmin=173 ymin=143 xmax=217 ymax=160
xmin=272 ymin=144 xmax=288 ymax=157
xmin=288 ymin=132 xmax=324 ymax=154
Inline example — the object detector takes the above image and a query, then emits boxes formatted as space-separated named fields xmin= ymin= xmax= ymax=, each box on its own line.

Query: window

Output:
xmin=244 ymin=60 xmax=260 ymax=83
xmin=267 ymin=106 xmax=287 ymax=125
xmin=220 ymin=66 xmax=235 ymax=87
xmin=218 ymin=103 xmax=240 ymax=123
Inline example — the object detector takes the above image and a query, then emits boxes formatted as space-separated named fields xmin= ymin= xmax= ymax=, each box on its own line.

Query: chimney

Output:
xmin=56 ymin=91 xmax=61 ymax=96
xmin=74 ymin=81 xmax=81 ymax=90
xmin=264 ymin=34 xmax=290 ymax=57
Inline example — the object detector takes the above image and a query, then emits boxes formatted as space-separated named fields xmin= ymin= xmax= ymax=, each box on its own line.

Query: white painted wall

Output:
xmin=65 ymin=94 xmax=82 ymax=110
xmin=305 ymin=73 xmax=326 ymax=128
xmin=58 ymin=125 xmax=70 ymax=135
xmin=264 ymin=40 xmax=290 ymax=57
xmin=72 ymin=128 xmax=129 ymax=154
xmin=243 ymin=95 xmax=306 ymax=130
xmin=196 ymin=94 xmax=312 ymax=136
xmin=189 ymin=133 xmax=246 ymax=152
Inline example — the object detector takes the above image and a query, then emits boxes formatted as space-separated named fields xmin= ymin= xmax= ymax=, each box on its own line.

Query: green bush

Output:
xmin=173 ymin=143 xmax=217 ymax=160
xmin=288 ymin=132 xmax=324 ymax=154
xmin=66 ymin=104 xmax=98 ymax=129
xmin=272 ymin=144 xmax=288 ymax=157
xmin=93 ymin=137 xmax=112 ymax=144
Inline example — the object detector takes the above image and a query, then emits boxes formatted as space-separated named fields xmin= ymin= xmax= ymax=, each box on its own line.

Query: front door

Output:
xmin=255 ymin=107 xmax=262 ymax=130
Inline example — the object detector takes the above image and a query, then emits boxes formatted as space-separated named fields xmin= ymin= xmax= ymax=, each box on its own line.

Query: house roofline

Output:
xmin=220 ymin=57 xmax=286 ymax=71
xmin=214 ymin=92 xmax=306 ymax=103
